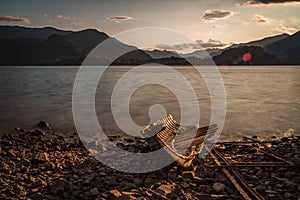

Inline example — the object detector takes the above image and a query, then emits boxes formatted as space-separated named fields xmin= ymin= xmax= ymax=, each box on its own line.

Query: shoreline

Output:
xmin=0 ymin=123 xmax=299 ymax=199
xmin=2 ymin=120 xmax=298 ymax=142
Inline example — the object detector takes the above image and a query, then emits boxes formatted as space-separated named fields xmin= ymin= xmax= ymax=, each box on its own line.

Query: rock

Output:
xmin=180 ymin=182 xmax=189 ymax=189
xmin=1 ymin=128 xmax=299 ymax=199
xmin=283 ymin=129 xmax=294 ymax=138
xmin=33 ymin=152 xmax=50 ymax=164
xmin=127 ymin=145 xmax=137 ymax=153
xmin=7 ymin=149 xmax=16 ymax=157
xmin=15 ymin=127 xmax=25 ymax=132
xmin=251 ymin=175 xmax=259 ymax=181
xmin=193 ymin=177 xmax=205 ymax=184
xmin=167 ymin=171 xmax=177 ymax=180
xmin=189 ymin=182 xmax=197 ymax=187
xmin=213 ymin=182 xmax=225 ymax=193
xmin=30 ymin=180 xmax=47 ymax=188
xmin=106 ymin=177 xmax=117 ymax=185
xmin=264 ymin=181 xmax=271 ymax=185
xmin=117 ymin=142 xmax=125 ymax=149
xmin=0 ymin=161 xmax=11 ymax=174
xmin=182 ymin=171 xmax=195 ymax=179
xmin=144 ymin=177 xmax=153 ymax=187
xmin=284 ymin=181 xmax=297 ymax=189
xmin=265 ymin=190 xmax=277 ymax=195
xmin=28 ymin=193 xmax=43 ymax=200
xmin=29 ymin=129 xmax=45 ymax=137
xmin=284 ymin=192 xmax=292 ymax=199
xmin=31 ymin=188 xmax=39 ymax=193
xmin=50 ymin=179 xmax=72 ymax=194
xmin=45 ymin=162 xmax=56 ymax=170
xmin=133 ymin=178 xmax=143 ymax=185
xmin=255 ymin=184 xmax=265 ymax=193
xmin=37 ymin=121 xmax=51 ymax=129
xmin=90 ymin=187 xmax=99 ymax=196
xmin=157 ymin=184 xmax=175 ymax=195
xmin=110 ymin=190 xmax=122 ymax=198
xmin=125 ymin=138 xmax=135 ymax=143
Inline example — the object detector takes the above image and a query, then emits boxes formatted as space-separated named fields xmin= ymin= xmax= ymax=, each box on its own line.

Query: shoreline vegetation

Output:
xmin=0 ymin=26 xmax=300 ymax=66
xmin=0 ymin=121 xmax=299 ymax=199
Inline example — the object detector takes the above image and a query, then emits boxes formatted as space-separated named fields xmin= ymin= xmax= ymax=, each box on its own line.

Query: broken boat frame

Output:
xmin=141 ymin=114 xmax=218 ymax=167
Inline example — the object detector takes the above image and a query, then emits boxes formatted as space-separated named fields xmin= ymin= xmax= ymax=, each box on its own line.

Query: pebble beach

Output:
xmin=0 ymin=122 xmax=299 ymax=200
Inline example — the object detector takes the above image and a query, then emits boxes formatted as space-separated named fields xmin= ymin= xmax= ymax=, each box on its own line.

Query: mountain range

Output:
xmin=0 ymin=25 xmax=299 ymax=65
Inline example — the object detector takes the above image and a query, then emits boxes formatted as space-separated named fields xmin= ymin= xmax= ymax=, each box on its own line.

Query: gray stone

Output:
xmin=157 ymin=184 xmax=175 ymax=195
xmin=90 ymin=187 xmax=99 ymax=196
xmin=0 ymin=161 xmax=11 ymax=174
xmin=133 ymin=178 xmax=143 ymax=185
xmin=265 ymin=190 xmax=277 ymax=194
xmin=264 ymin=181 xmax=271 ymax=185
xmin=180 ymin=182 xmax=189 ymax=189
xmin=33 ymin=152 xmax=50 ymax=163
xmin=37 ymin=121 xmax=51 ymax=129
xmin=15 ymin=127 xmax=26 ymax=132
xmin=284 ymin=192 xmax=292 ymax=199
xmin=213 ymin=182 xmax=225 ymax=193
xmin=144 ymin=177 xmax=153 ymax=187
xmin=29 ymin=129 xmax=46 ymax=137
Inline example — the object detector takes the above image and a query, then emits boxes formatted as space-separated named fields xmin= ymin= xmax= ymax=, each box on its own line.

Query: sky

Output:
xmin=0 ymin=0 xmax=299 ymax=52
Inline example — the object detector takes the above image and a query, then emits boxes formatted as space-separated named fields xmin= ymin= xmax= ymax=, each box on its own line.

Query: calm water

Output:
xmin=0 ymin=66 xmax=299 ymax=140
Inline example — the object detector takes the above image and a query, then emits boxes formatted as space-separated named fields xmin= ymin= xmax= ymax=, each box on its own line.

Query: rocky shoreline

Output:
xmin=0 ymin=123 xmax=299 ymax=200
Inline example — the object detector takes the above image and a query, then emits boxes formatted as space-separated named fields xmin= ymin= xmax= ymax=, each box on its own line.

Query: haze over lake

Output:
xmin=0 ymin=66 xmax=298 ymax=140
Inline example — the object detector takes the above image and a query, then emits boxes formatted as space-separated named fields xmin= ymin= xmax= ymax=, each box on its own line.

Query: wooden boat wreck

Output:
xmin=141 ymin=114 xmax=218 ymax=167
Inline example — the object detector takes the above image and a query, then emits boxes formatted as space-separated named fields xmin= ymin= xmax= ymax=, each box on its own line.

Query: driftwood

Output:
xmin=141 ymin=114 xmax=218 ymax=167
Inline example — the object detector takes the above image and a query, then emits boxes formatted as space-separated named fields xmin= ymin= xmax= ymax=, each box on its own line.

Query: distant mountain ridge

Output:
xmin=144 ymin=49 xmax=179 ymax=59
xmin=180 ymin=48 xmax=222 ymax=59
xmin=265 ymin=31 xmax=300 ymax=64
xmin=0 ymin=25 xmax=72 ymax=40
xmin=64 ymin=29 xmax=109 ymax=54
xmin=229 ymin=34 xmax=289 ymax=49
xmin=0 ymin=26 xmax=152 ymax=65
xmin=0 ymin=25 xmax=299 ymax=65
xmin=213 ymin=46 xmax=281 ymax=65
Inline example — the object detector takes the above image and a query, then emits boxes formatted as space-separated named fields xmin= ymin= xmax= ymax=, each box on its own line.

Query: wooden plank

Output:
xmin=209 ymin=151 xmax=252 ymax=200
xmin=213 ymin=148 xmax=266 ymax=200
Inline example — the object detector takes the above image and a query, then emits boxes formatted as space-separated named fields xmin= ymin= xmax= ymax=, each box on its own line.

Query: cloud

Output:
xmin=56 ymin=15 xmax=71 ymax=20
xmin=275 ymin=24 xmax=297 ymax=34
xmin=238 ymin=0 xmax=300 ymax=6
xmin=0 ymin=16 xmax=31 ymax=24
xmin=156 ymin=39 xmax=231 ymax=50
xmin=43 ymin=14 xmax=48 ymax=17
xmin=202 ymin=10 xmax=234 ymax=21
xmin=252 ymin=15 xmax=269 ymax=23
xmin=71 ymin=21 xmax=83 ymax=26
xmin=197 ymin=39 xmax=231 ymax=48
xmin=106 ymin=16 xmax=134 ymax=23
xmin=211 ymin=24 xmax=229 ymax=28
xmin=48 ymin=19 xmax=54 ymax=23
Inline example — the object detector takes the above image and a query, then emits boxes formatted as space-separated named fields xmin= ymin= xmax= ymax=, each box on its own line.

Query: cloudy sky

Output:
xmin=0 ymin=0 xmax=299 ymax=52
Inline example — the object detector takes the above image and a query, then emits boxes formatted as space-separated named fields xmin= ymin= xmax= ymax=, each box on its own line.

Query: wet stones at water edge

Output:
xmin=37 ymin=121 xmax=51 ymax=130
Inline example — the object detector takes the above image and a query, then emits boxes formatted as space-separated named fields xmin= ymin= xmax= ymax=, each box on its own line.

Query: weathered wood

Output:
xmin=257 ymin=149 xmax=294 ymax=165
xmin=213 ymin=148 xmax=266 ymax=200
xmin=140 ymin=114 xmax=218 ymax=167
xmin=209 ymin=151 xmax=252 ymax=200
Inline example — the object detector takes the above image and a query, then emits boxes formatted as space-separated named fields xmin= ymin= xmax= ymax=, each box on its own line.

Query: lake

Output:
xmin=0 ymin=66 xmax=299 ymax=140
